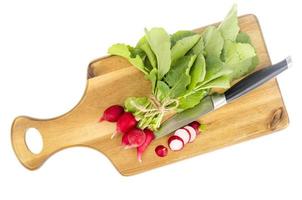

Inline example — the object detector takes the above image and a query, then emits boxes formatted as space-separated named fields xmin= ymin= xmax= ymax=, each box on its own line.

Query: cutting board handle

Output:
xmin=11 ymin=115 xmax=80 ymax=170
xmin=11 ymin=116 xmax=51 ymax=170
xmin=11 ymin=116 xmax=57 ymax=170
xmin=10 ymin=67 xmax=145 ymax=171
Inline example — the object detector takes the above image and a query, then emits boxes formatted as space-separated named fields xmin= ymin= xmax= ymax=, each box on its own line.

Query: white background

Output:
xmin=0 ymin=0 xmax=301 ymax=199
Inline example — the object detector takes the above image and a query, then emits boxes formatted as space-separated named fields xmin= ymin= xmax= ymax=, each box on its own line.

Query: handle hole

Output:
xmin=25 ymin=128 xmax=43 ymax=154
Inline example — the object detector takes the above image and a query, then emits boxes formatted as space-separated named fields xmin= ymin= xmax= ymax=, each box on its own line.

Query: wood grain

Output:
xmin=11 ymin=14 xmax=289 ymax=175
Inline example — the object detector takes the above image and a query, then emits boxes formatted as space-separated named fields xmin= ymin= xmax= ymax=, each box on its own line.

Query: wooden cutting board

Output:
xmin=11 ymin=14 xmax=289 ymax=176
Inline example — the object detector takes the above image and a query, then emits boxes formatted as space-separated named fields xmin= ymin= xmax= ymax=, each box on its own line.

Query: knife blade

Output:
xmin=155 ymin=56 xmax=292 ymax=138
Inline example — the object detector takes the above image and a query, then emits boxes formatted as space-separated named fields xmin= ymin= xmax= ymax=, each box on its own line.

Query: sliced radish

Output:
xmin=174 ymin=128 xmax=191 ymax=144
xmin=155 ymin=145 xmax=168 ymax=157
xmin=184 ymin=126 xmax=197 ymax=143
xmin=189 ymin=121 xmax=201 ymax=134
xmin=168 ymin=135 xmax=184 ymax=151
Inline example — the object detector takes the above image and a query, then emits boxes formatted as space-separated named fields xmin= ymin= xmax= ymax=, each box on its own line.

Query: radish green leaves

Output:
xmin=145 ymin=28 xmax=171 ymax=80
xmin=108 ymin=44 xmax=148 ymax=75
xmin=218 ymin=4 xmax=240 ymax=41
xmin=107 ymin=4 xmax=258 ymax=133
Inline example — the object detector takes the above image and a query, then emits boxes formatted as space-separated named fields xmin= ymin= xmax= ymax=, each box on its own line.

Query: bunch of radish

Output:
xmin=99 ymin=105 xmax=155 ymax=162
xmin=168 ymin=121 xmax=201 ymax=151
xmin=100 ymin=105 xmax=204 ymax=160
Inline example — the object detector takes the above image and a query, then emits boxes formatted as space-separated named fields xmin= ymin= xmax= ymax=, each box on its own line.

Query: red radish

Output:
xmin=189 ymin=121 xmax=201 ymax=134
xmin=99 ymin=105 xmax=124 ymax=122
xmin=116 ymin=112 xmax=137 ymax=134
xmin=137 ymin=129 xmax=155 ymax=162
xmin=168 ymin=135 xmax=184 ymax=151
xmin=155 ymin=145 xmax=168 ymax=157
xmin=121 ymin=132 xmax=130 ymax=147
xmin=183 ymin=126 xmax=197 ymax=143
xmin=127 ymin=128 xmax=146 ymax=148
xmin=174 ymin=128 xmax=191 ymax=144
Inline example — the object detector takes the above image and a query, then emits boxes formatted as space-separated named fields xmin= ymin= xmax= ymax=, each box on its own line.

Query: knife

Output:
xmin=155 ymin=57 xmax=292 ymax=138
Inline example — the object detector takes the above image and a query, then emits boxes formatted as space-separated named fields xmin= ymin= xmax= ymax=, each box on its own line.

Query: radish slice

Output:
xmin=155 ymin=145 xmax=168 ymax=157
xmin=189 ymin=121 xmax=201 ymax=134
xmin=184 ymin=126 xmax=197 ymax=143
xmin=174 ymin=128 xmax=191 ymax=144
xmin=168 ymin=135 xmax=184 ymax=151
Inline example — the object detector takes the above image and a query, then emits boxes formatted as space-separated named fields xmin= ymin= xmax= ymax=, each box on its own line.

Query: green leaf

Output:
xmin=224 ymin=40 xmax=256 ymax=63
xmin=156 ymin=81 xmax=170 ymax=101
xmin=165 ymin=55 xmax=197 ymax=98
xmin=251 ymin=55 xmax=260 ymax=68
xmin=236 ymin=32 xmax=251 ymax=44
xmin=145 ymin=28 xmax=171 ymax=79
xmin=130 ymin=47 xmax=145 ymax=58
xmin=178 ymin=89 xmax=208 ymax=111
xmin=143 ymin=56 xmax=154 ymax=72
xmin=108 ymin=44 xmax=148 ymax=75
xmin=170 ymin=30 xmax=196 ymax=46
xmin=145 ymin=68 xmax=157 ymax=93
xmin=198 ymin=75 xmax=230 ymax=90
xmin=188 ymin=53 xmax=206 ymax=90
xmin=136 ymin=36 xmax=157 ymax=69
xmin=171 ymin=34 xmax=201 ymax=63
xmin=202 ymin=55 xmax=231 ymax=84
xmin=225 ymin=57 xmax=258 ymax=80
xmin=203 ymin=26 xmax=224 ymax=57
xmin=223 ymin=40 xmax=257 ymax=79
xmin=218 ymin=4 xmax=239 ymax=41
xmin=189 ymin=37 xmax=205 ymax=55
xmin=124 ymin=97 xmax=149 ymax=113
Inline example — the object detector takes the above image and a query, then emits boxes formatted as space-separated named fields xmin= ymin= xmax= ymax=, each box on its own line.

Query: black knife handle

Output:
xmin=225 ymin=57 xmax=291 ymax=103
